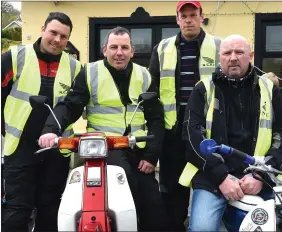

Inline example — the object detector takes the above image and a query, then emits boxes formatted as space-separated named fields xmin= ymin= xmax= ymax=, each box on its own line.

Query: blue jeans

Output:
xmin=188 ymin=189 xmax=274 ymax=232
xmin=188 ymin=189 xmax=227 ymax=231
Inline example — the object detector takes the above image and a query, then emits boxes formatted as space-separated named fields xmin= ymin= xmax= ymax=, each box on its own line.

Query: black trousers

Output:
xmin=2 ymin=142 xmax=70 ymax=232
xmin=159 ymin=132 xmax=190 ymax=231
xmin=106 ymin=149 xmax=169 ymax=231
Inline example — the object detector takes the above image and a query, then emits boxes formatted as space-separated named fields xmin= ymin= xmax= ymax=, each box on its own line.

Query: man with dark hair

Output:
xmin=44 ymin=12 xmax=73 ymax=33
xmin=149 ymin=1 xmax=221 ymax=230
xmin=38 ymin=26 xmax=168 ymax=231
xmin=104 ymin=26 xmax=133 ymax=47
xmin=1 ymin=12 xmax=81 ymax=232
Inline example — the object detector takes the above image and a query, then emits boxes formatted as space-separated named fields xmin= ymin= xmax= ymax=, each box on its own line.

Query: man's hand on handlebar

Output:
xmin=239 ymin=173 xmax=263 ymax=195
xmin=219 ymin=174 xmax=244 ymax=201
xmin=38 ymin=133 xmax=58 ymax=148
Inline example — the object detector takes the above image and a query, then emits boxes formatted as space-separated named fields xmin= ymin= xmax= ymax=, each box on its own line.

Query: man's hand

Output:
xmin=262 ymin=72 xmax=280 ymax=87
xmin=38 ymin=133 xmax=58 ymax=148
xmin=239 ymin=174 xmax=263 ymax=195
xmin=219 ymin=174 xmax=244 ymax=201
xmin=138 ymin=160 xmax=155 ymax=174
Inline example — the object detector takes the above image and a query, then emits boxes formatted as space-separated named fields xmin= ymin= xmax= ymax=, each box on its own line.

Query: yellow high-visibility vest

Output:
xmin=157 ymin=33 xmax=221 ymax=129
xmin=85 ymin=60 xmax=151 ymax=148
xmin=4 ymin=44 xmax=81 ymax=156
xmin=179 ymin=75 xmax=274 ymax=187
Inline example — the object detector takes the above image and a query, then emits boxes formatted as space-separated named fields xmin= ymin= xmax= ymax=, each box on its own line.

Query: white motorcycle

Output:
xmin=200 ymin=139 xmax=282 ymax=231
xmin=32 ymin=92 xmax=157 ymax=232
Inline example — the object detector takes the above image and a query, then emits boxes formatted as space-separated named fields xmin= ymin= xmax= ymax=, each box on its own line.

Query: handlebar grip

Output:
xmin=219 ymin=144 xmax=255 ymax=165
xmin=135 ymin=134 xmax=155 ymax=142
xmin=54 ymin=137 xmax=59 ymax=145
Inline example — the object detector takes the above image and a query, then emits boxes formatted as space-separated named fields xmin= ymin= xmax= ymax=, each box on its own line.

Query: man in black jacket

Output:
xmin=1 ymin=12 xmax=81 ymax=232
xmin=183 ymin=34 xmax=282 ymax=231
xmin=38 ymin=27 xmax=168 ymax=231
xmin=148 ymin=1 xmax=221 ymax=230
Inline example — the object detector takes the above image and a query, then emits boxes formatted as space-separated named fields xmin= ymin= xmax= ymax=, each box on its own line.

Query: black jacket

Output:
xmin=1 ymin=38 xmax=76 ymax=147
xmin=183 ymin=66 xmax=282 ymax=194
xmin=42 ymin=59 xmax=165 ymax=166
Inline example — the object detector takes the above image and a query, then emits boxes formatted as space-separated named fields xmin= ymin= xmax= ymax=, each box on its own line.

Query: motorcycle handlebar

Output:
xmin=135 ymin=134 xmax=155 ymax=143
xmin=35 ymin=134 xmax=155 ymax=154
xmin=218 ymin=144 xmax=256 ymax=165
xmin=200 ymin=139 xmax=261 ymax=166
xmin=35 ymin=137 xmax=60 ymax=154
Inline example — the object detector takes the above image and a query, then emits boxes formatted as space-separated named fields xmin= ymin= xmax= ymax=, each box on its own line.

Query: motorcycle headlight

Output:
xmin=78 ymin=136 xmax=107 ymax=158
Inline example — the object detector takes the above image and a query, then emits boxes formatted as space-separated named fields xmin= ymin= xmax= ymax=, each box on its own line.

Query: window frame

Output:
xmin=254 ymin=13 xmax=282 ymax=69
xmin=89 ymin=11 xmax=178 ymax=62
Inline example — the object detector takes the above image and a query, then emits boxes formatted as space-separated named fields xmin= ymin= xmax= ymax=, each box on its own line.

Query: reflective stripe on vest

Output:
xmin=179 ymin=75 xmax=273 ymax=187
xmin=202 ymin=76 xmax=216 ymax=139
xmin=254 ymin=76 xmax=273 ymax=156
xmin=85 ymin=60 xmax=151 ymax=148
xmin=157 ymin=33 xmax=221 ymax=129
xmin=4 ymin=45 xmax=81 ymax=156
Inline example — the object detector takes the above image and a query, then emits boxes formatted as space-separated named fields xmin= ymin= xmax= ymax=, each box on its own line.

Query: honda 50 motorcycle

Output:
xmin=200 ymin=139 xmax=282 ymax=231
xmin=31 ymin=92 xmax=157 ymax=232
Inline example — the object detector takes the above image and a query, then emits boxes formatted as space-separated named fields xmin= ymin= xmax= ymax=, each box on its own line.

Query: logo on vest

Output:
xmin=262 ymin=101 xmax=269 ymax=118
xmin=202 ymin=57 xmax=215 ymax=67
xmin=59 ymin=82 xmax=71 ymax=94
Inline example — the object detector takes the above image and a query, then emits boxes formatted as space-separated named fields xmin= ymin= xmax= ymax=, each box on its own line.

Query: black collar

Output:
xmin=33 ymin=37 xmax=62 ymax=62
xmin=103 ymin=58 xmax=133 ymax=81
xmin=175 ymin=27 xmax=206 ymax=48
xmin=213 ymin=64 xmax=259 ymax=90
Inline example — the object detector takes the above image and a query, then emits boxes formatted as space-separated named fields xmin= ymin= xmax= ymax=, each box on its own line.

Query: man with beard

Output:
xmin=183 ymin=34 xmax=282 ymax=231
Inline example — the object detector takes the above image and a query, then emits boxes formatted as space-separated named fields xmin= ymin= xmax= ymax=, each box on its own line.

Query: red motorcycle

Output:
xmin=30 ymin=92 xmax=156 ymax=232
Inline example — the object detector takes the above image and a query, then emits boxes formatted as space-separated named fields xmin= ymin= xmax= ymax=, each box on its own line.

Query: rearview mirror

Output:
xmin=124 ymin=92 xmax=158 ymax=136
xmin=29 ymin=95 xmax=48 ymax=109
xmin=29 ymin=95 xmax=62 ymax=131
xmin=138 ymin=92 xmax=157 ymax=103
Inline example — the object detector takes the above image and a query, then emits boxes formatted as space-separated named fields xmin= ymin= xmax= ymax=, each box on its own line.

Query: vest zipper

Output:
xmin=111 ymin=76 xmax=127 ymax=131
xmin=219 ymin=90 xmax=228 ymax=143
xmin=238 ymin=92 xmax=244 ymax=130
xmin=47 ymin=62 xmax=50 ymax=76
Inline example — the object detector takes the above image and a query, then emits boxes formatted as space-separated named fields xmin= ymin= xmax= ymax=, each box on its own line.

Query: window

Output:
xmin=162 ymin=28 xmax=180 ymax=39
xmin=265 ymin=26 xmax=282 ymax=52
xmin=255 ymin=13 xmax=282 ymax=89
xmin=131 ymin=28 xmax=152 ymax=53
xmin=262 ymin=58 xmax=282 ymax=81
xmin=89 ymin=13 xmax=177 ymax=67
xmin=100 ymin=29 xmax=111 ymax=50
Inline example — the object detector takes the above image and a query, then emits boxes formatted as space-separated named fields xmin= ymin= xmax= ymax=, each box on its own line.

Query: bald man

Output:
xmin=182 ymin=34 xmax=282 ymax=231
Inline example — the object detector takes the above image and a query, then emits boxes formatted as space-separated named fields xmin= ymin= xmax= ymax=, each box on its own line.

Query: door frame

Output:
xmin=89 ymin=7 xmax=177 ymax=62
xmin=254 ymin=13 xmax=282 ymax=69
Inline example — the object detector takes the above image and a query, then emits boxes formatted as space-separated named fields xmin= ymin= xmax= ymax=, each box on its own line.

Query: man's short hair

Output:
xmin=44 ymin=12 xmax=73 ymax=33
xmin=104 ymin=26 xmax=133 ymax=47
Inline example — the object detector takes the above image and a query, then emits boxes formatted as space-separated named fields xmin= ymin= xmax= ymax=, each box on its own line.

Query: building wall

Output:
xmin=21 ymin=1 xmax=282 ymax=132
xmin=22 ymin=1 xmax=282 ymax=64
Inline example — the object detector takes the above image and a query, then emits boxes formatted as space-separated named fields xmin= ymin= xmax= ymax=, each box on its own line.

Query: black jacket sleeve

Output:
xmin=148 ymin=44 xmax=160 ymax=89
xmin=1 ymin=50 xmax=14 ymax=136
xmin=141 ymin=79 xmax=165 ymax=166
xmin=41 ymin=68 xmax=90 ymax=135
xmin=183 ymin=82 xmax=229 ymax=186
xmin=265 ymin=85 xmax=282 ymax=169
